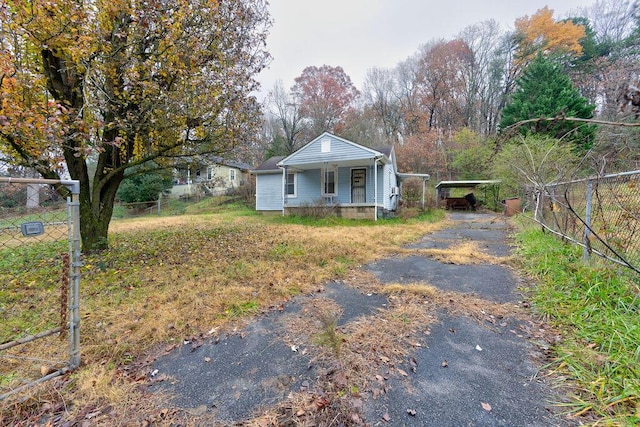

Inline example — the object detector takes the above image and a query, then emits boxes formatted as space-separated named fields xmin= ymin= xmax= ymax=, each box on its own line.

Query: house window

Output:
xmin=322 ymin=166 xmax=337 ymax=195
xmin=207 ymin=166 xmax=214 ymax=180
xmin=230 ymin=169 xmax=236 ymax=182
xmin=286 ymin=172 xmax=296 ymax=197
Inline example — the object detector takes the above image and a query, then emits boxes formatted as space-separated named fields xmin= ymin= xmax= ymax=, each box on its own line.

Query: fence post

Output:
xmin=583 ymin=179 xmax=593 ymax=263
xmin=66 ymin=183 xmax=81 ymax=369
xmin=533 ymin=188 xmax=541 ymax=223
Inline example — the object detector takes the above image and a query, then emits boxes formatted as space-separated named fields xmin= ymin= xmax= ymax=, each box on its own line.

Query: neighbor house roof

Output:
xmin=208 ymin=156 xmax=253 ymax=171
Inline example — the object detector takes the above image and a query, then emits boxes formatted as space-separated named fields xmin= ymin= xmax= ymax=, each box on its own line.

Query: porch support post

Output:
xmin=374 ymin=157 xmax=378 ymax=221
xmin=281 ymin=166 xmax=286 ymax=216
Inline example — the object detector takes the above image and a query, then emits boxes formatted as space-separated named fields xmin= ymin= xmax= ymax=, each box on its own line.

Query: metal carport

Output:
xmin=435 ymin=180 xmax=501 ymax=209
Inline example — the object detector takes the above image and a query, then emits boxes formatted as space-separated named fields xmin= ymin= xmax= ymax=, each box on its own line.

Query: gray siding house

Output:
xmin=253 ymin=133 xmax=401 ymax=220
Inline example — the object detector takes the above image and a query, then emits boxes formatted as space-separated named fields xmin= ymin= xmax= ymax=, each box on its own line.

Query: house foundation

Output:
xmin=284 ymin=205 xmax=379 ymax=220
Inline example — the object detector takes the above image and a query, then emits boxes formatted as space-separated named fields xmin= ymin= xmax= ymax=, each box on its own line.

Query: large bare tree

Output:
xmin=266 ymin=80 xmax=305 ymax=155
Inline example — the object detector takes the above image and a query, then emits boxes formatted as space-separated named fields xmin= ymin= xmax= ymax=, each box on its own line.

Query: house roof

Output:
xmin=278 ymin=132 xmax=394 ymax=170
xmin=372 ymin=146 xmax=393 ymax=158
xmin=252 ymin=156 xmax=285 ymax=174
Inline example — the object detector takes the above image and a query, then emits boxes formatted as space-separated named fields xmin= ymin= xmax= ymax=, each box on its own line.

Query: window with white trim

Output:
xmin=322 ymin=166 xmax=337 ymax=195
xmin=286 ymin=172 xmax=296 ymax=197
xmin=229 ymin=169 xmax=236 ymax=182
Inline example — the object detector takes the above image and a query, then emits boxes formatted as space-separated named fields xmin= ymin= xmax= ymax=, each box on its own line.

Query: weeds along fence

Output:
xmin=528 ymin=170 xmax=640 ymax=273
xmin=0 ymin=177 xmax=80 ymax=400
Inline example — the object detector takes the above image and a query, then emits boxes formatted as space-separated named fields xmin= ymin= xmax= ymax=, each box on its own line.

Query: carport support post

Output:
xmin=421 ymin=178 xmax=426 ymax=210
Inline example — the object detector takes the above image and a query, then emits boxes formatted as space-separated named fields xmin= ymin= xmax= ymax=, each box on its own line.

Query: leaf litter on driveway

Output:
xmin=146 ymin=212 xmax=574 ymax=426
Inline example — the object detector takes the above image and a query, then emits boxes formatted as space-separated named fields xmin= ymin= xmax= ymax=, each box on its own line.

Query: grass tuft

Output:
xmin=515 ymin=226 xmax=640 ymax=425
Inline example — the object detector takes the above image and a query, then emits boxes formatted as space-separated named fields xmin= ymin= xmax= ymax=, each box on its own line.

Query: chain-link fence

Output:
xmin=528 ymin=170 xmax=640 ymax=273
xmin=0 ymin=177 xmax=80 ymax=400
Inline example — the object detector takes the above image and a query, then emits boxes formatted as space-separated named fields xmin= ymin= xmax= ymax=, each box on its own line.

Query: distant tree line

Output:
xmin=260 ymin=1 xmax=640 ymax=183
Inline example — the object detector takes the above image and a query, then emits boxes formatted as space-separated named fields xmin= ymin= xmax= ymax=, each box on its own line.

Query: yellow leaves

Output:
xmin=133 ymin=133 xmax=143 ymax=160
xmin=149 ymin=129 xmax=159 ymax=151
xmin=515 ymin=6 xmax=585 ymax=61
xmin=8 ymin=0 xmax=92 ymax=55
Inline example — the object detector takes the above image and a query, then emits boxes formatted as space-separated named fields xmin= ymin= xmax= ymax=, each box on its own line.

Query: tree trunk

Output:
xmin=79 ymin=202 xmax=111 ymax=252
xmin=60 ymin=131 xmax=125 ymax=252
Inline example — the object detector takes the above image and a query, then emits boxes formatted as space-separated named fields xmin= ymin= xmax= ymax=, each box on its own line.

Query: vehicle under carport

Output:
xmin=435 ymin=180 xmax=501 ymax=210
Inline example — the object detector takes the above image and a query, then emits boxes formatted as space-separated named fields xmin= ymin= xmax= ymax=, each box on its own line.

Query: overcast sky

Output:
xmin=256 ymin=0 xmax=597 ymax=100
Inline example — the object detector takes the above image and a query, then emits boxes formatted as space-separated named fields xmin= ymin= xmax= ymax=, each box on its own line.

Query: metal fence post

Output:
xmin=66 ymin=183 xmax=81 ymax=369
xmin=583 ymin=179 xmax=593 ymax=263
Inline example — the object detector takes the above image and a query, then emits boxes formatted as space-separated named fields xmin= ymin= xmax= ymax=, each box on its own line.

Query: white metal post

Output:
xmin=67 ymin=185 xmax=81 ymax=369
xmin=281 ymin=166 xmax=286 ymax=216
xmin=374 ymin=158 xmax=378 ymax=221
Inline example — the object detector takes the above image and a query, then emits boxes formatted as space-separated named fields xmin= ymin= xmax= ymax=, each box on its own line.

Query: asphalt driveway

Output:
xmin=147 ymin=212 xmax=570 ymax=426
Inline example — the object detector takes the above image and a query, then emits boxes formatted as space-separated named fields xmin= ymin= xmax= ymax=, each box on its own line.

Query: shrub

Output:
xmin=117 ymin=168 xmax=173 ymax=205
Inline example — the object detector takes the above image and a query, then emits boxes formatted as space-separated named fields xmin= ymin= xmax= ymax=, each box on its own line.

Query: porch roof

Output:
xmin=397 ymin=172 xmax=431 ymax=182
xmin=278 ymin=156 xmax=383 ymax=171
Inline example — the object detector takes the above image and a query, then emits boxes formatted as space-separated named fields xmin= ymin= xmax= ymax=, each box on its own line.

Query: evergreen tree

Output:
xmin=499 ymin=55 xmax=596 ymax=151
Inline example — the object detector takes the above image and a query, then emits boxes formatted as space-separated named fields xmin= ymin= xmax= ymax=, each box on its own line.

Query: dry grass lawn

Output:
xmin=1 ymin=205 xmax=449 ymax=425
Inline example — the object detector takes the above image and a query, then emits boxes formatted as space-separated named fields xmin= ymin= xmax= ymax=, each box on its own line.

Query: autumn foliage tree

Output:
xmin=0 ymin=0 xmax=270 ymax=251
xmin=291 ymin=65 xmax=359 ymax=138
xmin=395 ymin=132 xmax=443 ymax=176
xmin=514 ymin=6 xmax=586 ymax=63
xmin=415 ymin=39 xmax=474 ymax=132
xmin=495 ymin=7 xmax=587 ymax=115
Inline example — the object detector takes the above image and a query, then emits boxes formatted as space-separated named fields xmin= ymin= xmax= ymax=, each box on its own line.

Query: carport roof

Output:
xmin=435 ymin=180 xmax=501 ymax=190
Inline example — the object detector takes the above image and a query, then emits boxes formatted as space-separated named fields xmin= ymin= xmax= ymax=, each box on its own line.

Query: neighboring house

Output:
xmin=253 ymin=132 xmax=403 ymax=220
xmin=172 ymin=157 xmax=252 ymax=197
